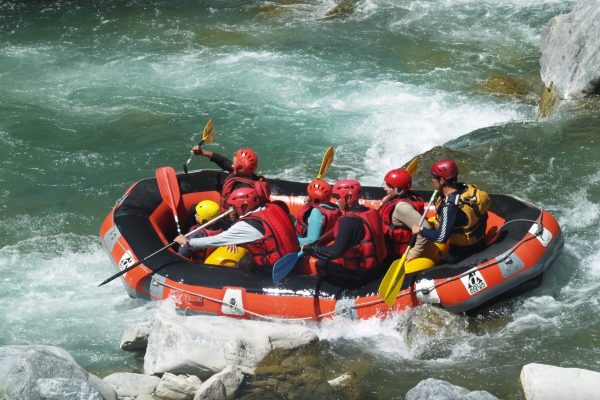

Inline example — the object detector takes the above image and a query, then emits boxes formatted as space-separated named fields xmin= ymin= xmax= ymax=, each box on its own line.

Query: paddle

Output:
xmin=98 ymin=208 xmax=234 ymax=287
xmin=156 ymin=166 xmax=183 ymax=235
xmin=316 ymin=146 xmax=334 ymax=179
xmin=272 ymin=146 xmax=335 ymax=283
xmin=378 ymin=190 xmax=438 ymax=307
xmin=404 ymin=156 xmax=419 ymax=177
xmin=183 ymin=119 xmax=216 ymax=174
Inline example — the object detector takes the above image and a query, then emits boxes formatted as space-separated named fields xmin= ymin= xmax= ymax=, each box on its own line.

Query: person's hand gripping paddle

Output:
xmin=183 ymin=119 xmax=216 ymax=174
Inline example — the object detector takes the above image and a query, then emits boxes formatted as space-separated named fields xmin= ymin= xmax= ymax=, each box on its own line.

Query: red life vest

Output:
xmin=186 ymin=226 xmax=223 ymax=261
xmin=378 ymin=194 xmax=424 ymax=257
xmin=220 ymin=173 xmax=271 ymax=208
xmin=333 ymin=208 xmax=386 ymax=271
xmin=240 ymin=202 xmax=300 ymax=268
xmin=295 ymin=202 xmax=341 ymax=238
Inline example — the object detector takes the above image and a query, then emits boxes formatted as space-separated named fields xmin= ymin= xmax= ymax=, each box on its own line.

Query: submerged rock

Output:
xmin=325 ymin=0 xmax=358 ymax=18
xmin=0 ymin=345 xmax=117 ymax=400
xmin=520 ymin=363 xmax=600 ymax=400
xmin=538 ymin=83 xmax=558 ymax=118
xmin=475 ymin=75 xmax=531 ymax=99
xmin=540 ymin=0 xmax=600 ymax=99
xmin=143 ymin=313 xmax=318 ymax=377
xmin=406 ymin=378 xmax=499 ymax=400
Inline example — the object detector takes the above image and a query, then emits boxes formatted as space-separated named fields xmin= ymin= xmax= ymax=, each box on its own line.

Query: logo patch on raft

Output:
xmin=118 ymin=251 xmax=134 ymax=271
xmin=460 ymin=270 xmax=487 ymax=295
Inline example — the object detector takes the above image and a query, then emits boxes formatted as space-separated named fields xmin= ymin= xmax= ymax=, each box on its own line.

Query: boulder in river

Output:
xmin=540 ymin=0 xmax=600 ymax=99
xmin=520 ymin=363 xmax=600 ymax=400
xmin=406 ymin=378 xmax=499 ymax=400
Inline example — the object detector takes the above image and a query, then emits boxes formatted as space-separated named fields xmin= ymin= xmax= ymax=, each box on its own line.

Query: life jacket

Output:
xmin=378 ymin=194 xmax=425 ymax=257
xmin=220 ymin=173 xmax=271 ymax=208
xmin=295 ymin=202 xmax=341 ymax=238
xmin=434 ymin=183 xmax=491 ymax=247
xmin=186 ymin=225 xmax=223 ymax=261
xmin=240 ymin=202 xmax=300 ymax=268
xmin=333 ymin=208 xmax=386 ymax=272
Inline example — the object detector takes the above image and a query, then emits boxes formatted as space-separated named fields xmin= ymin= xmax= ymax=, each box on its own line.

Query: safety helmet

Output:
xmin=227 ymin=187 xmax=259 ymax=214
xmin=332 ymin=179 xmax=361 ymax=209
xmin=430 ymin=159 xmax=458 ymax=180
xmin=195 ymin=200 xmax=221 ymax=224
xmin=232 ymin=148 xmax=258 ymax=175
xmin=307 ymin=179 xmax=332 ymax=203
xmin=384 ymin=168 xmax=412 ymax=191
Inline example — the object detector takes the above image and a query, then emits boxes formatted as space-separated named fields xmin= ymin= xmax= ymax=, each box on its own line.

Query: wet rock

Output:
xmin=103 ymin=372 xmax=160 ymax=399
xmin=475 ymin=75 xmax=530 ymax=99
xmin=154 ymin=373 xmax=202 ymax=400
xmin=520 ymin=363 xmax=600 ymax=400
xmin=325 ymin=0 xmax=358 ymax=18
xmin=121 ymin=321 xmax=152 ymax=351
xmin=193 ymin=377 xmax=226 ymax=400
xmin=538 ymin=83 xmax=558 ymax=119
xmin=327 ymin=372 xmax=352 ymax=387
xmin=202 ymin=366 xmax=244 ymax=399
xmin=540 ymin=0 xmax=600 ymax=99
xmin=0 ymin=345 xmax=117 ymax=400
xmin=144 ymin=313 xmax=318 ymax=377
xmin=406 ymin=378 xmax=499 ymax=400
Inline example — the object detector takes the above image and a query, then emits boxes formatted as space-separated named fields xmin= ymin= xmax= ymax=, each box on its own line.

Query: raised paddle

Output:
xmin=183 ymin=119 xmax=216 ymax=174
xmin=156 ymin=166 xmax=183 ymax=234
xmin=316 ymin=146 xmax=334 ymax=179
xmin=404 ymin=156 xmax=419 ymax=177
xmin=98 ymin=208 xmax=234 ymax=287
xmin=378 ymin=190 xmax=438 ymax=307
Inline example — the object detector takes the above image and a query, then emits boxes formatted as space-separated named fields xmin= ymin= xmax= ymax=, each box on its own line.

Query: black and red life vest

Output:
xmin=378 ymin=194 xmax=425 ymax=257
xmin=333 ymin=208 xmax=386 ymax=271
xmin=295 ymin=202 xmax=341 ymax=238
xmin=240 ymin=202 xmax=300 ymax=268
xmin=220 ymin=173 xmax=271 ymax=208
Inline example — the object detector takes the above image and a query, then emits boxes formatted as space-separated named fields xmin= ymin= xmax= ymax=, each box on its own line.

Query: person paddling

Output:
xmin=295 ymin=179 xmax=341 ymax=246
xmin=192 ymin=146 xmax=270 ymax=208
xmin=302 ymin=179 xmax=386 ymax=288
xmin=412 ymin=159 xmax=491 ymax=263
xmin=177 ymin=200 xmax=225 ymax=261
xmin=174 ymin=187 xmax=299 ymax=271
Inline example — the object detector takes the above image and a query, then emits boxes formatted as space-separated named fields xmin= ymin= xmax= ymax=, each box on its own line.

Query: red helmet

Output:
xmin=384 ymin=168 xmax=412 ymax=191
xmin=232 ymin=148 xmax=258 ymax=175
xmin=430 ymin=159 xmax=458 ymax=180
xmin=227 ymin=187 xmax=259 ymax=214
xmin=332 ymin=179 xmax=361 ymax=209
xmin=307 ymin=179 xmax=332 ymax=203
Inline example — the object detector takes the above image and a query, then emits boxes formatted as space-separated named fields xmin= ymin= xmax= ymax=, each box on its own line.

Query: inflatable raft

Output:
xmin=100 ymin=169 xmax=563 ymax=320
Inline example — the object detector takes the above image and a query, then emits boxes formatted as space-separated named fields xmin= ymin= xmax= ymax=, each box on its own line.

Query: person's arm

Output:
xmin=298 ymin=208 xmax=325 ymax=246
xmin=393 ymin=202 xmax=431 ymax=258
xmin=192 ymin=148 xmax=234 ymax=172
xmin=184 ymin=221 xmax=263 ymax=248
xmin=419 ymin=203 xmax=458 ymax=243
xmin=303 ymin=217 xmax=364 ymax=259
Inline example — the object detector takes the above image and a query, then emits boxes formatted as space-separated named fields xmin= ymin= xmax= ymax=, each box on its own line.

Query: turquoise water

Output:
xmin=1 ymin=0 xmax=600 ymax=398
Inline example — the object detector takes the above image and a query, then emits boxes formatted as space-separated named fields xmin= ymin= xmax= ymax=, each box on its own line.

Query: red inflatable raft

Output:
xmin=99 ymin=169 xmax=563 ymax=320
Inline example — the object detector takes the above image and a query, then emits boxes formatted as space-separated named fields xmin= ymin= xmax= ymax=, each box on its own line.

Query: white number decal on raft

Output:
xmin=528 ymin=223 xmax=552 ymax=247
xmin=222 ymin=288 xmax=245 ymax=316
xmin=461 ymin=270 xmax=487 ymax=296
xmin=118 ymin=251 xmax=134 ymax=271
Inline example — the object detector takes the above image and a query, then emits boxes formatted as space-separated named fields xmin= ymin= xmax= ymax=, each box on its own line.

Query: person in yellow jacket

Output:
xmin=412 ymin=159 xmax=491 ymax=263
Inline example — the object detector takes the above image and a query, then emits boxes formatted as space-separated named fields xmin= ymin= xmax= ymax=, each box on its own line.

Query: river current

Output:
xmin=1 ymin=1 xmax=599 ymax=398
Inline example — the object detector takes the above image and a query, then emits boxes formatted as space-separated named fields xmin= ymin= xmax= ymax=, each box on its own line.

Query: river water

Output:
xmin=1 ymin=0 xmax=599 ymax=398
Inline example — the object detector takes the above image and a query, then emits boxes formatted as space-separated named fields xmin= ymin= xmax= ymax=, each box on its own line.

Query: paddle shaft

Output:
xmin=404 ymin=189 xmax=437 ymax=257
xmin=98 ymin=208 xmax=233 ymax=287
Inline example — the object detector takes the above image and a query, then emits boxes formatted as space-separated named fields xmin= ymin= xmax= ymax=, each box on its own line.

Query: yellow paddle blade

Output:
xmin=202 ymin=119 xmax=216 ymax=144
xmin=404 ymin=156 xmax=419 ymax=177
xmin=378 ymin=254 xmax=408 ymax=307
xmin=316 ymin=146 xmax=334 ymax=179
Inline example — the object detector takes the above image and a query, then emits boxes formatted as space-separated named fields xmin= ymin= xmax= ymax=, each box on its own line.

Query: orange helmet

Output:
xmin=332 ymin=179 xmax=361 ymax=209
xmin=227 ymin=187 xmax=259 ymax=214
xmin=307 ymin=179 xmax=332 ymax=203
xmin=384 ymin=168 xmax=412 ymax=191
xmin=232 ymin=148 xmax=258 ymax=175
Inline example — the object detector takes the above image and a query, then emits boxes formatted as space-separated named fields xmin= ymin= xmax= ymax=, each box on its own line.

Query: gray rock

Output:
xmin=406 ymin=378 xmax=498 ymax=400
xmin=0 ymin=345 xmax=117 ymax=400
xmin=200 ymin=366 xmax=244 ymax=399
xmin=540 ymin=0 xmax=600 ymax=99
xmin=144 ymin=313 xmax=317 ymax=377
xmin=121 ymin=321 xmax=153 ymax=351
xmin=193 ymin=378 xmax=226 ymax=400
xmin=520 ymin=363 xmax=600 ymax=400
xmin=103 ymin=372 xmax=160 ymax=398
xmin=154 ymin=373 xmax=202 ymax=400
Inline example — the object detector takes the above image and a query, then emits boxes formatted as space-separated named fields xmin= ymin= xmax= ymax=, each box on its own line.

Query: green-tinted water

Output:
xmin=1 ymin=0 xmax=600 ymax=398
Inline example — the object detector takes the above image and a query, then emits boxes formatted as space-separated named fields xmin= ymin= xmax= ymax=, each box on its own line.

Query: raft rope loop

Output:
xmin=151 ymin=209 xmax=546 ymax=321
